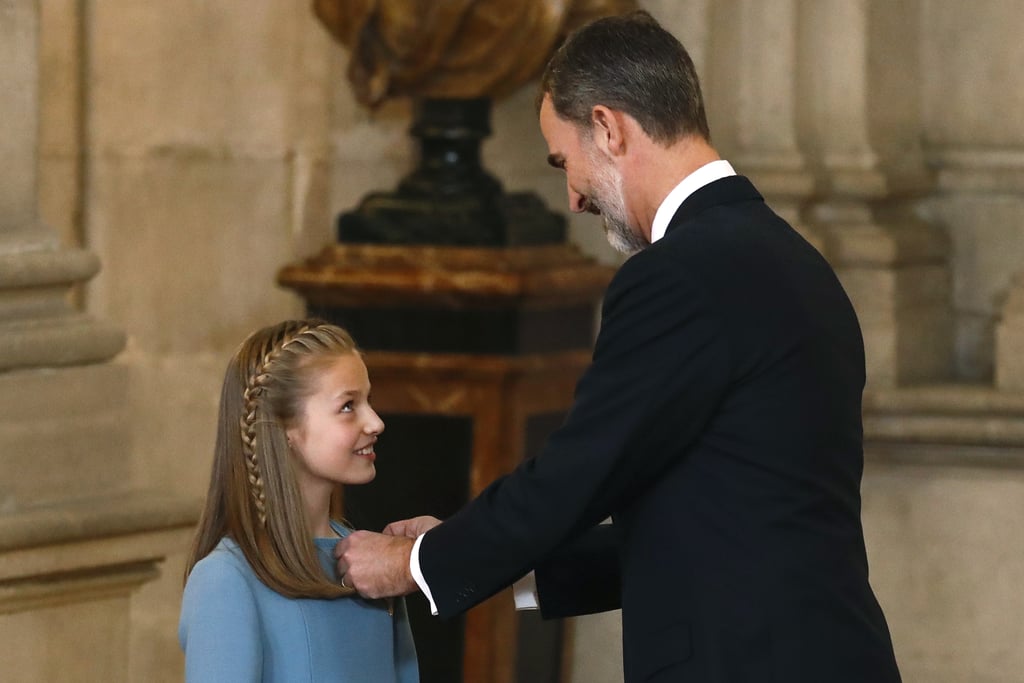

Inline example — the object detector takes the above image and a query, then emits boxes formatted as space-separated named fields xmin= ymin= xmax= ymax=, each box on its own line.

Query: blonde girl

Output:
xmin=179 ymin=319 xmax=418 ymax=682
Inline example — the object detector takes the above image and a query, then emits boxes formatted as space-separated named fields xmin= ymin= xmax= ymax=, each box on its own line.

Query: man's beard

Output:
xmin=585 ymin=157 xmax=649 ymax=256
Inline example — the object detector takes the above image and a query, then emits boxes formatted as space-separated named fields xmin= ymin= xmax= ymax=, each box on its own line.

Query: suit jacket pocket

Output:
xmin=630 ymin=618 xmax=691 ymax=681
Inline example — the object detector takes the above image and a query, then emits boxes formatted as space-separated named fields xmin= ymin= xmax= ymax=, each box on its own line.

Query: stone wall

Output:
xmin=3 ymin=0 xmax=1023 ymax=681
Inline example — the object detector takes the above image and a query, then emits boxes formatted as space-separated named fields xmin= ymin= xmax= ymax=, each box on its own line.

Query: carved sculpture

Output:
xmin=313 ymin=0 xmax=638 ymax=106
xmin=310 ymin=0 xmax=636 ymax=246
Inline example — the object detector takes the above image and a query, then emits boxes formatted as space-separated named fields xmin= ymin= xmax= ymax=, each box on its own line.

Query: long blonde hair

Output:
xmin=185 ymin=319 xmax=360 ymax=598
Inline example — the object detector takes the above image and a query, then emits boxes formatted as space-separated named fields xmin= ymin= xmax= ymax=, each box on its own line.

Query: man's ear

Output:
xmin=590 ymin=105 xmax=627 ymax=158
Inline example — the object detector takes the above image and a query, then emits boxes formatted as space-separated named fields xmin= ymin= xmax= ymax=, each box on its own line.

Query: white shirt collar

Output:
xmin=650 ymin=160 xmax=736 ymax=243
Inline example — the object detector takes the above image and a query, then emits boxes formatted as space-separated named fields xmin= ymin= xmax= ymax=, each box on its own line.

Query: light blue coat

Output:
xmin=179 ymin=523 xmax=418 ymax=682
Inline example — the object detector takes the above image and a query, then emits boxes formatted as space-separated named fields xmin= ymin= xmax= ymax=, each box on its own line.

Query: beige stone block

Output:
xmin=119 ymin=349 xmax=223 ymax=496
xmin=568 ymin=612 xmax=623 ymax=683
xmin=86 ymin=1 xmax=331 ymax=156
xmin=932 ymin=148 xmax=1024 ymax=195
xmin=859 ymin=306 xmax=953 ymax=386
xmin=0 ymin=593 xmax=131 ymax=682
xmin=838 ymin=265 xmax=950 ymax=320
xmin=129 ymin=537 xmax=192 ymax=683
xmin=823 ymin=219 xmax=948 ymax=268
xmin=860 ymin=320 xmax=898 ymax=386
xmin=928 ymin=193 xmax=1024 ymax=379
xmin=328 ymin=97 xmax=411 ymax=217
xmin=0 ymin=313 xmax=125 ymax=372
xmin=488 ymin=87 xmax=550 ymax=187
xmin=863 ymin=384 xmax=1024 ymax=450
xmin=706 ymin=0 xmax=801 ymax=163
xmin=86 ymin=156 xmax=302 ymax=355
xmin=921 ymin=3 xmax=1024 ymax=147
xmin=38 ymin=155 xmax=81 ymax=248
xmin=290 ymin=153 xmax=333 ymax=258
xmin=995 ymin=274 xmax=1024 ymax=391
xmin=0 ymin=494 xmax=197 ymax=576
xmin=834 ymin=255 xmax=953 ymax=385
xmin=645 ymin=0 xmax=712 ymax=76
xmin=863 ymin=382 xmax=1024 ymax=416
xmin=895 ymin=307 xmax=954 ymax=381
xmin=290 ymin=4 xmax=336 ymax=155
xmin=862 ymin=461 xmax=1024 ymax=683
xmin=0 ymin=496 xmax=197 ymax=682
xmin=955 ymin=311 xmax=996 ymax=382
xmin=38 ymin=0 xmax=84 ymax=251
xmin=0 ymin=363 xmax=129 ymax=508
xmin=38 ymin=0 xmax=81 ymax=158
xmin=934 ymin=193 xmax=1024 ymax=316
xmin=0 ymin=0 xmax=38 ymax=232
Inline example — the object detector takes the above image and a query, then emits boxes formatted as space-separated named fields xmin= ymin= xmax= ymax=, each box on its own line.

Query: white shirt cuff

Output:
xmin=410 ymin=533 xmax=439 ymax=615
xmin=513 ymin=571 xmax=540 ymax=610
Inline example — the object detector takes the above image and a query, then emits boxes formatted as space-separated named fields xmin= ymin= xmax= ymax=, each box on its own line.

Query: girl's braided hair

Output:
xmin=185 ymin=319 xmax=359 ymax=599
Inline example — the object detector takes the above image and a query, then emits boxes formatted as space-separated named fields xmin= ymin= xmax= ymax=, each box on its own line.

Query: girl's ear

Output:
xmin=285 ymin=426 xmax=301 ymax=453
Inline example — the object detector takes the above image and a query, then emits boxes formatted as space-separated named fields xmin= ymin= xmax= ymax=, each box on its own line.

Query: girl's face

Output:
xmin=286 ymin=353 xmax=384 ymax=496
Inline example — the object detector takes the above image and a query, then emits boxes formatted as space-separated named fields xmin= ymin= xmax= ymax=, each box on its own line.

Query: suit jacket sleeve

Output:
xmin=420 ymin=246 xmax=732 ymax=618
xmin=534 ymin=522 xmax=622 ymax=619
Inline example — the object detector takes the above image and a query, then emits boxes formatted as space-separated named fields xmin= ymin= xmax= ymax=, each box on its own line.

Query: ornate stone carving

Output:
xmin=313 ymin=0 xmax=637 ymax=106
xmin=311 ymin=0 xmax=637 ymax=246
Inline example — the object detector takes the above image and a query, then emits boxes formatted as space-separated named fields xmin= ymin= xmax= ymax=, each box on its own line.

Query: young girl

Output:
xmin=179 ymin=319 xmax=418 ymax=682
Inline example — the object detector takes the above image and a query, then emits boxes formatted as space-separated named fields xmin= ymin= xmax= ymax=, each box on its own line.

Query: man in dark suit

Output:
xmin=336 ymin=10 xmax=902 ymax=682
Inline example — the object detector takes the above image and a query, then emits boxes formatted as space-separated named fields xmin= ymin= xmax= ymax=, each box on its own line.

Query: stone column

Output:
xmin=996 ymin=272 xmax=1024 ymax=391
xmin=797 ymin=0 xmax=951 ymax=387
xmin=0 ymin=0 xmax=126 ymax=499
xmin=0 ymin=2 xmax=193 ymax=681
xmin=706 ymin=0 xmax=819 ymax=252
xmin=0 ymin=0 xmax=122 ymax=372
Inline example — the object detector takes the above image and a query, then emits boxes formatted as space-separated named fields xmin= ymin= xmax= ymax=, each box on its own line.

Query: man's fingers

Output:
xmin=383 ymin=519 xmax=414 ymax=537
xmin=333 ymin=534 xmax=351 ymax=558
xmin=383 ymin=515 xmax=441 ymax=538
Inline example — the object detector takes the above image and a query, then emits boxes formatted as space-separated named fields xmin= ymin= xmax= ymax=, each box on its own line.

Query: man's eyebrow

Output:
xmin=547 ymin=154 xmax=565 ymax=169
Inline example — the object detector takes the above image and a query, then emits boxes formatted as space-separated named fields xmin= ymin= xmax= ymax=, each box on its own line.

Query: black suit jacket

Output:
xmin=419 ymin=176 xmax=901 ymax=682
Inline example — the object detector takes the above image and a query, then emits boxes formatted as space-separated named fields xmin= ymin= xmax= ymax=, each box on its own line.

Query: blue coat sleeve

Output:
xmin=179 ymin=553 xmax=262 ymax=682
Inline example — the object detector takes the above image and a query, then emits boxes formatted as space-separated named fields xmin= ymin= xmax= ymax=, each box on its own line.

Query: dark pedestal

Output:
xmin=334 ymin=98 xmax=567 ymax=247
xmin=279 ymin=244 xmax=613 ymax=683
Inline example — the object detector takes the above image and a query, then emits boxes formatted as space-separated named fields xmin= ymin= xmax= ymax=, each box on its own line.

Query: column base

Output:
xmin=0 ymin=491 xmax=198 ymax=683
xmin=813 ymin=202 xmax=953 ymax=386
xmin=0 ymin=363 xmax=130 ymax=508
xmin=996 ymin=272 xmax=1024 ymax=391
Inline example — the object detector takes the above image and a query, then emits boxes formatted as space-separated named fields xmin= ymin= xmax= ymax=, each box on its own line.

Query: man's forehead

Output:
xmin=538 ymin=95 xmax=556 ymax=133
xmin=539 ymin=98 xmax=578 ymax=151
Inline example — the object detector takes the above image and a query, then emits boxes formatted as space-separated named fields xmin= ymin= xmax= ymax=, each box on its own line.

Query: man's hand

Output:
xmin=383 ymin=515 xmax=442 ymax=538
xmin=334 ymin=531 xmax=417 ymax=599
